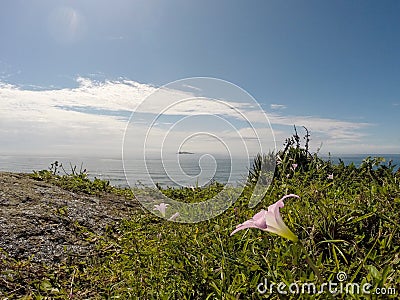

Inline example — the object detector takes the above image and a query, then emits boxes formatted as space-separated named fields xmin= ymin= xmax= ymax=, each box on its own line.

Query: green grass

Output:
xmin=1 ymin=139 xmax=400 ymax=299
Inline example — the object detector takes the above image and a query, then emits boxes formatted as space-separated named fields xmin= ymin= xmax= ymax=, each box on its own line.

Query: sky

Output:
xmin=1 ymin=0 xmax=399 ymax=158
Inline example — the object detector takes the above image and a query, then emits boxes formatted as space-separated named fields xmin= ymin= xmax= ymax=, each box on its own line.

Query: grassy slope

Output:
xmin=1 ymin=147 xmax=399 ymax=299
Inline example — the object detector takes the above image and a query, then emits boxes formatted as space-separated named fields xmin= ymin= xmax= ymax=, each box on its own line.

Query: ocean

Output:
xmin=1 ymin=154 xmax=399 ymax=188
xmin=0 ymin=154 xmax=251 ymax=188
xmin=320 ymin=154 xmax=400 ymax=168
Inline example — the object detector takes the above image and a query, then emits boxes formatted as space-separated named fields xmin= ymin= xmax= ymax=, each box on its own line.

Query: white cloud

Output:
xmin=270 ymin=103 xmax=287 ymax=110
xmin=0 ymin=77 xmax=381 ymax=157
xmin=268 ymin=114 xmax=370 ymax=140
xmin=0 ymin=78 xmax=154 ymax=156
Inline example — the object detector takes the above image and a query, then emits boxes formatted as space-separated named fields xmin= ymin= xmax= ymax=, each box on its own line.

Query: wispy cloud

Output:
xmin=270 ymin=104 xmax=287 ymax=110
xmin=268 ymin=114 xmax=370 ymax=140
xmin=181 ymin=84 xmax=203 ymax=92
xmin=0 ymin=78 xmax=154 ymax=156
xmin=0 ymin=77 xmax=377 ymax=156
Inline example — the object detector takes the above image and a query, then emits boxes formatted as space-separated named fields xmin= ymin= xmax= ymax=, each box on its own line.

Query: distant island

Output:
xmin=177 ymin=151 xmax=194 ymax=154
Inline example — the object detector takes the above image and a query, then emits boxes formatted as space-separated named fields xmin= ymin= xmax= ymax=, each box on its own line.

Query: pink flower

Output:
xmin=327 ymin=173 xmax=333 ymax=180
xmin=230 ymin=194 xmax=299 ymax=242
xmin=154 ymin=203 xmax=169 ymax=217
xmin=292 ymin=164 xmax=298 ymax=171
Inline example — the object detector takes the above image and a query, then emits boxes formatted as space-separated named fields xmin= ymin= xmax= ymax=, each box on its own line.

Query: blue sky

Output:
xmin=1 ymin=0 xmax=399 ymax=156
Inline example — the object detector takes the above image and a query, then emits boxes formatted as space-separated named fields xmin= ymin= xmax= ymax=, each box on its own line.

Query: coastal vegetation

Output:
xmin=1 ymin=131 xmax=399 ymax=299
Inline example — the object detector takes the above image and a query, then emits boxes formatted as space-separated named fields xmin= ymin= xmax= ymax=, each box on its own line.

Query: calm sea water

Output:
xmin=0 ymin=154 xmax=252 ymax=188
xmin=1 ymin=154 xmax=399 ymax=188
xmin=321 ymin=154 xmax=400 ymax=168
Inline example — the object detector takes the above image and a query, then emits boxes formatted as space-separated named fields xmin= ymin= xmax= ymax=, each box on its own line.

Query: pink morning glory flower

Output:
xmin=327 ymin=173 xmax=334 ymax=180
xmin=154 ymin=203 xmax=169 ymax=217
xmin=230 ymin=194 xmax=299 ymax=242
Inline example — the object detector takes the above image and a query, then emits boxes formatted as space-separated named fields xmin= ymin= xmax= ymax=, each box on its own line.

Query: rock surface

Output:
xmin=0 ymin=172 xmax=139 ymax=264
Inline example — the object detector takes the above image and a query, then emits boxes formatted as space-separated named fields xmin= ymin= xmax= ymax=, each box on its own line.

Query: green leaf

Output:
xmin=366 ymin=265 xmax=381 ymax=280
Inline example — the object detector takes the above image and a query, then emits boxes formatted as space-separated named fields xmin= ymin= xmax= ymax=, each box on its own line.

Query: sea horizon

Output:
xmin=1 ymin=153 xmax=399 ymax=188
